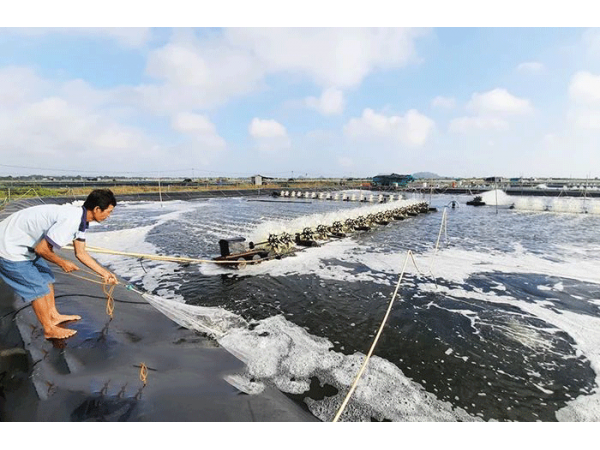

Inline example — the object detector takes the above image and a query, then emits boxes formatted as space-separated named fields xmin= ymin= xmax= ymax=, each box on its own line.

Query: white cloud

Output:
xmin=0 ymin=28 xmax=152 ymax=49
xmin=225 ymin=28 xmax=428 ymax=89
xmin=449 ymin=88 xmax=533 ymax=134
xmin=135 ymin=28 xmax=429 ymax=113
xmin=0 ymin=66 xmax=228 ymax=174
xmin=249 ymin=118 xmax=291 ymax=153
xmin=305 ymin=87 xmax=345 ymax=115
xmin=141 ymin=38 xmax=265 ymax=112
xmin=147 ymin=44 xmax=211 ymax=87
xmin=448 ymin=116 xmax=509 ymax=133
xmin=569 ymin=71 xmax=600 ymax=104
xmin=543 ymin=133 xmax=557 ymax=145
xmin=76 ymin=28 xmax=152 ymax=48
xmin=344 ymin=108 xmax=435 ymax=147
xmin=568 ymin=108 xmax=600 ymax=130
xmin=467 ymin=88 xmax=533 ymax=116
xmin=249 ymin=118 xmax=288 ymax=139
xmin=171 ymin=112 xmax=226 ymax=148
xmin=0 ymin=96 xmax=151 ymax=163
xmin=0 ymin=66 xmax=50 ymax=107
xmin=516 ymin=61 xmax=544 ymax=73
xmin=431 ymin=96 xmax=456 ymax=109
xmin=567 ymin=71 xmax=600 ymax=131
xmin=173 ymin=112 xmax=214 ymax=134
xmin=582 ymin=28 xmax=600 ymax=59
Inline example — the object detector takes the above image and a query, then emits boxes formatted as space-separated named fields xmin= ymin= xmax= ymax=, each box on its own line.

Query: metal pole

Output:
xmin=158 ymin=175 xmax=163 ymax=207
xmin=495 ymin=181 xmax=498 ymax=214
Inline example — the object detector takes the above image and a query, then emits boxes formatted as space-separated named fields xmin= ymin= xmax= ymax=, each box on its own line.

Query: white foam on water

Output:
xmin=479 ymin=189 xmax=513 ymax=206
xmin=532 ymin=382 xmax=554 ymax=395
xmin=501 ymin=320 xmax=557 ymax=353
xmin=141 ymin=292 xmax=248 ymax=337
xmin=218 ymin=231 xmax=600 ymax=420
xmin=554 ymin=242 xmax=600 ymax=263
xmin=407 ymin=244 xmax=600 ymax=287
xmin=218 ymin=315 xmax=479 ymax=422
xmin=472 ymin=189 xmax=600 ymax=214
xmin=511 ymin=195 xmax=600 ymax=214
xmin=408 ymin=247 xmax=600 ymax=421
xmin=122 ymin=287 xmax=482 ymax=421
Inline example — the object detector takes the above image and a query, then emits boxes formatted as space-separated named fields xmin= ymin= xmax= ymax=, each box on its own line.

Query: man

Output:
xmin=0 ymin=189 xmax=118 ymax=339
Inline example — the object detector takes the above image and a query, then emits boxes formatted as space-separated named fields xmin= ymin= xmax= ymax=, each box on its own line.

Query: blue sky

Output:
xmin=1 ymin=8 xmax=599 ymax=179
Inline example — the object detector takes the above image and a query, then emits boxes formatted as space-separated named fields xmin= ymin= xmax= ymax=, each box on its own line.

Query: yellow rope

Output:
xmin=65 ymin=270 xmax=112 ymax=286
xmin=139 ymin=363 xmax=148 ymax=386
xmin=332 ymin=210 xmax=449 ymax=421
xmin=103 ymin=282 xmax=116 ymax=318
xmin=428 ymin=207 xmax=448 ymax=287
xmin=332 ymin=250 xmax=416 ymax=422
xmin=64 ymin=244 xmax=265 ymax=265
xmin=65 ymin=269 xmax=119 ymax=318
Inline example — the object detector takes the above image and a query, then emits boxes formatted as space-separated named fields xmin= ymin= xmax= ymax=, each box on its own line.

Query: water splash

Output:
xmin=478 ymin=189 xmax=600 ymax=214
xmin=249 ymin=199 xmax=421 ymax=242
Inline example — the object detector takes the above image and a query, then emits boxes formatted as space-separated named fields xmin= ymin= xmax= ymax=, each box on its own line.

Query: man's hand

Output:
xmin=102 ymin=271 xmax=118 ymax=284
xmin=73 ymin=239 xmax=117 ymax=285
xmin=35 ymin=238 xmax=80 ymax=273
xmin=60 ymin=260 xmax=80 ymax=273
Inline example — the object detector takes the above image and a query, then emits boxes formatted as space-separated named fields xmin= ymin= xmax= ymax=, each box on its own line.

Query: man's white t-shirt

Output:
xmin=0 ymin=205 xmax=88 ymax=261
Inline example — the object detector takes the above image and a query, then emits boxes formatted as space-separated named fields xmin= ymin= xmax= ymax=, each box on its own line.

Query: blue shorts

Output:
xmin=0 ymin=256 xmax=55 ymax=303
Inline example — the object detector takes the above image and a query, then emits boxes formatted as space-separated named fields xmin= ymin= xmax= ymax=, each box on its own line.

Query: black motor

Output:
xmin=218 ymin=237 xmax=246 ymax=257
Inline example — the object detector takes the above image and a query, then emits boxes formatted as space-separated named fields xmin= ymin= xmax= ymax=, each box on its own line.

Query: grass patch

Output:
xmin=0 ymin=181 xmax=361 ymax=202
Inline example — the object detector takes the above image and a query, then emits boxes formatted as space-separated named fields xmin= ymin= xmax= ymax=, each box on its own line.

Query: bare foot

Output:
xmin=52 ymin=314 xmax=81 ymax=325
xmin=44 ymin=326 xmax=77 ymax=340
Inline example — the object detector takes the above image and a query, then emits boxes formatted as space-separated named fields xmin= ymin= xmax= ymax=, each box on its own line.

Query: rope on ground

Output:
xmin=139 ymin=362 xmax=148 ymax=386
xmin=332 ymin=249 xmax=418 ymax=422
xmin=65 ymin=269 xmax=119 ymax=318
xmin=104 ymin=282 xmax=116 ymax=318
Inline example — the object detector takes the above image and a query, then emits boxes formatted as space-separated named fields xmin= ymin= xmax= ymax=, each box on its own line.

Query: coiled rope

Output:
xmin=104 ymin=283 xmax=116 ymax=317
xmin=65 ymin=268 xmax=119 ymax=318
xmin=139 ymin=362 xmax=148 ymax=386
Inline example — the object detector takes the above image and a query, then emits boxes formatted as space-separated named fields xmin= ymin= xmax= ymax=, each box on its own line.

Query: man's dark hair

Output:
xmin=83 ymin=189 xmax=117 ymax=211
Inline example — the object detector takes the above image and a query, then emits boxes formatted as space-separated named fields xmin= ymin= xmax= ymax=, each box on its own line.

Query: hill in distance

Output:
xmin=412 ymin=172 xmax=444 ymax=179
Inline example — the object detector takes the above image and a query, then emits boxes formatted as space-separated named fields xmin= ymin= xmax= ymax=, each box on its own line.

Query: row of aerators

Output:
xmin=275 ymin=190 xmax=402 ymax=202
xmin=214 ymin=201 xmax=435 ymax=267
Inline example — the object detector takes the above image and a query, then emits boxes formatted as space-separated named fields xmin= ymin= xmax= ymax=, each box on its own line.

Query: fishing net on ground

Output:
xmin=140 ymin=292 xmax=248 ymax=339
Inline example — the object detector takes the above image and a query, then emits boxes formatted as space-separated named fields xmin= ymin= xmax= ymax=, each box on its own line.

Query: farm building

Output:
xmin=372 ymin=173 xmax=414 ymax=187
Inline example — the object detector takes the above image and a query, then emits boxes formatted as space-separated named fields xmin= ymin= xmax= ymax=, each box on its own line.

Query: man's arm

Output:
xmin=34 ymin=238 xmax=80 ymax=273
xmin=72 ymin=239 xmax=117 ymax=284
